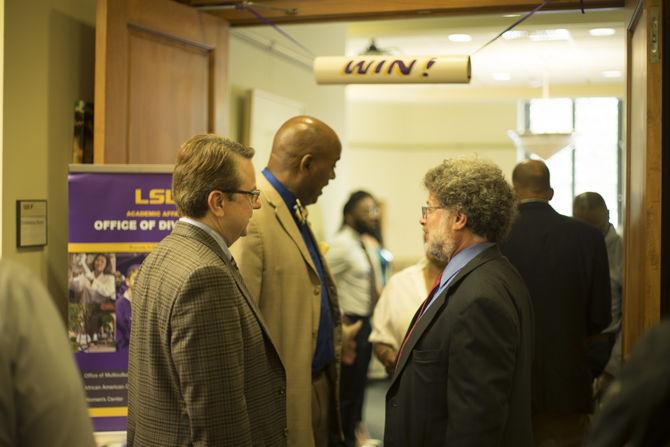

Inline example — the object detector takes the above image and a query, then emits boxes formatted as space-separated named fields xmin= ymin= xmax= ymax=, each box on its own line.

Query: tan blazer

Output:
xmin=128 ymin=222 xmax=287 ymax=446
xmin=231 ymin=175 xmax=343 ymax=447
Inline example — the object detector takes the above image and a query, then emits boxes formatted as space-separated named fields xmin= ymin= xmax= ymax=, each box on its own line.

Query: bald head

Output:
xmin=267 ymin=115 xmax=342 ymax=205
xmin=573 ymin=192 xmax=610 ymax=234
xmin=512 ymin=160 xmax=554 ymax=202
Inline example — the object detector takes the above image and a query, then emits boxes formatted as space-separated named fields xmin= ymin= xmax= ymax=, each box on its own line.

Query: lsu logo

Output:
xmin=135 ymin=188 xmax=175 ymax=205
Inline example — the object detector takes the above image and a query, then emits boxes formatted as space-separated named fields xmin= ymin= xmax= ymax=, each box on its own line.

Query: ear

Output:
xmin=299 ymin=154 xmax=314 ymax=172
xmin=452 ymin=211 xmax=468 ymax=230
xmin=547 ymin=187 xmax=555 ymax=201
xmin=207 ymin=190 xmax=226 ymax=217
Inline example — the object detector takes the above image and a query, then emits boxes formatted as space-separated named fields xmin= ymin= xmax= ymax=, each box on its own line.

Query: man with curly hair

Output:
xmin=384 ymin=157 xmax=534 ymax=447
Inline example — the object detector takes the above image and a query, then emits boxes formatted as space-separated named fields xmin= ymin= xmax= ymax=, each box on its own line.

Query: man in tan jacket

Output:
xmin=232 ymin=116 xmax=345 ymax=447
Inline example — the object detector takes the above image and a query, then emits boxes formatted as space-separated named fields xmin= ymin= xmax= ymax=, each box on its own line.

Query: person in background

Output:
xmin=128 ymin=134 xmax=286 ymax=446
xmin=326 ymin=190 xmax=381 ymax=447
xmin=74 ymin=253 xmax=116 ymax=304
xmin=0 ymin=259 xmax=95 ymax=446
xmin=573 ymin=191 xmax=624 ymax=398
xmin=70 ymin=253 xmax=117 ymax=344
xmin=500 ymin=160 xmax=611 ymax=446
xmin=385 ymin=157 xmax=534 ymax=446
xmin=370 ymin=235 xmax=447 ymax=375
xmin=115 ymin=263 xmax=140 ymax=351
xmin=231 ymin=115 xmax=349 ymax=447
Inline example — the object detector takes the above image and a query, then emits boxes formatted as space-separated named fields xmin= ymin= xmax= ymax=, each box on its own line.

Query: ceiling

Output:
xmin=177 ymin=0 xmax=624 ymax=26
xmin=346 ymin=9 xmax=625 ymax=89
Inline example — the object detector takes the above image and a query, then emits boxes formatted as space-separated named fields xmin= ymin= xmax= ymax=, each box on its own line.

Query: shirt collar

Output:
xmin=178 ymin=217 xmax=232 ymax=261
xmin=519 ymin=198 xmax=549 ymax=204
xmin=262 ymin=167 xmax=297 ymax=212
xmin=439 ymin=241 xmax=495 ymax=288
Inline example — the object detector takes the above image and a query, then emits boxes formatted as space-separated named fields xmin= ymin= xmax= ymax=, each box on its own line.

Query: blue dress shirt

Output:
xmin=262 ymin=168 xmax=334 ymax=374
xmin=426 ymin=242 xmax=495 ymax=311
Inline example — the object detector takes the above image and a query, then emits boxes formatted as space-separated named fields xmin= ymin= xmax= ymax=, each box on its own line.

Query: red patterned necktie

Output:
xmin=394 ymin=274 xmax=442 ymax=372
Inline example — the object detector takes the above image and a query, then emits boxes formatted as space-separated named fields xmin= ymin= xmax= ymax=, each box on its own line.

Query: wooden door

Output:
xmin=622 ymin=0 xmax=664 ymax=356
xmin=94 ymin=0 xmax=229 ymax=164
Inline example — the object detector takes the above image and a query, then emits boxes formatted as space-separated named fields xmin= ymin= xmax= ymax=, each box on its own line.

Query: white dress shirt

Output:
xmin=369 ymin=259 xmax=429 ymax=350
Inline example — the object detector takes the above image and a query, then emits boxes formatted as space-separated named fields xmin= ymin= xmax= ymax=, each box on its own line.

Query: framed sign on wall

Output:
xmin=16 ymin=200 xmax=48 ymax=248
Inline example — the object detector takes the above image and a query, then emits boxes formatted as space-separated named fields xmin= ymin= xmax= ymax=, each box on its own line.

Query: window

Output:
xmin=525 ymin=97 xmax=622 ymax=228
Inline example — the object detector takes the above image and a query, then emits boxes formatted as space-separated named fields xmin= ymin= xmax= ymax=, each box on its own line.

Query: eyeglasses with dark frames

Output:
xmin=222 ymin=189 xmax=261 ymax=205
xmin=421 ymin=205 xmax=444 ymax=219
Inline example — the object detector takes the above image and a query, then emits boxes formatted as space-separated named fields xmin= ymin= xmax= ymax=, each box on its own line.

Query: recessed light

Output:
xmin=503 ymin=14 xmax=521 ymax=18
xmin=529 ymin=29 xmax=571 ymax=42
xmin=448 ymin=34 xmax=472 ymax=42
xmin=602 ymin=70 xmax=622 ymax=78
xmin=492 ymin=72 xmax=512 ymax=81
xmin=502 ymin=30 xmax=528 ymax=40
xmin=590 ymin=28 xmax=616 ymax=36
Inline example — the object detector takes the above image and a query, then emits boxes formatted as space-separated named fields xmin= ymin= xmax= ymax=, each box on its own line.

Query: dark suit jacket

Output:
xmin=587 ymin=320 xmax=670 ymax=447
xmin=128 ymin=222 xmax=287 ymax=446
xmin=385 ymin=246 xmax=534 ymax=447
xmin=500 ymin=201 xmax=611 ymax=414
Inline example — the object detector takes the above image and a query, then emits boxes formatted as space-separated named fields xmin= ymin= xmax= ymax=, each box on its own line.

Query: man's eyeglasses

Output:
xmin=421 ymin=205 xmax=444 ymax=219
xmin=223 ymin=189 xmax=261 ymax=205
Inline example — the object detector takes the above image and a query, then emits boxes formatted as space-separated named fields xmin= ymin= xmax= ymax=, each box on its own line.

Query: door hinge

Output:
xmin=650 ymin=6 xmax=660 ymax=64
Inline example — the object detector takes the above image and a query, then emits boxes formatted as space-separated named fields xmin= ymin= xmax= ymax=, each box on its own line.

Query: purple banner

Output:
xmin=68 ymin=173 xmax=177 ymax=243
xmin=68 ymin=170 xmax=177 ymax=433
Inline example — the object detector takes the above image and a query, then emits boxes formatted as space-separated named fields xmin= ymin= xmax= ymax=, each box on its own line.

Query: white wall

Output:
xmin=228 ymin=23 xmax=348 ymax=240
xmin=342 ymin=99 xmax=518 ymax=263
xmin=340 ymin=82 xmax=624 ymax=265
xmin=3 ymin=0 xmax=95 ymax=318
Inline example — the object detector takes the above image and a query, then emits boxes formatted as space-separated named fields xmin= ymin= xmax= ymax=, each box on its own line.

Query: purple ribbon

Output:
xmin=238 ymin=4 xmax=315 ymax=58
xmin=473 ymin=1 xmax=548 ymax=54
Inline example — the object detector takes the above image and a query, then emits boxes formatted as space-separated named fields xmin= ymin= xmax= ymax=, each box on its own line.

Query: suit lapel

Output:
xmin=259 ymin=176 xmax=318 ymax=276
xmin=172 ymin=221 xmax=276 ymax=343
xmin=391 ymin=246 xmax=502 ymax=384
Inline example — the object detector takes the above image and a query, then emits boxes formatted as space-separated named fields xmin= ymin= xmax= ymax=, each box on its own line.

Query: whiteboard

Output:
xmin=243 ymin=89 xmax=305 ymax=171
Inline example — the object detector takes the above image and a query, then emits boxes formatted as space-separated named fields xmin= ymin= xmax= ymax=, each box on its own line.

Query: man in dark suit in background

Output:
xmin=128 ymin=135 xmax=286 ymax=446
xmin=385 ymin=157 xmax=534 ymax=447
xmin=500 ymin=160 xmax=611 ymax=446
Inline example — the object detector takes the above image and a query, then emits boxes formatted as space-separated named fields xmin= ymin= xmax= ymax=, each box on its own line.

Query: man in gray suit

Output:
xmin=128 ymin=135 xmax=287 ymax=446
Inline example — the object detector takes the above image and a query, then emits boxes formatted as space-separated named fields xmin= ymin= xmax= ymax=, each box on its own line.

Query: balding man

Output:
xmin=500 ymin=160 xmax=611 ymax=446
xmin=231 ymin=116 xmax=344 ymax=446
xmin=573 ymin=192 xmax=623 ymax=392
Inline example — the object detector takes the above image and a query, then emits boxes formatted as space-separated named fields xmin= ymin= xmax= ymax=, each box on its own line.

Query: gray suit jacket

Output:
xmin=128 ymin=221 xmax=287 ymax=446
xmin=385 ymin=246 xmax=534 ymax=447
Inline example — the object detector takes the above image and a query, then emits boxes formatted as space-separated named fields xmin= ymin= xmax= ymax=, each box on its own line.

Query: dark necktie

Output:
xmin=394 ymin=275 xmax=442 ymax=372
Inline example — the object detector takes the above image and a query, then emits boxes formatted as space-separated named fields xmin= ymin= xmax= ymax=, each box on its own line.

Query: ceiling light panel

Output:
xmin=492 ymin=72 xmax=512 ymax=81
xmin=502 ymin=30 xmax=528 ymax=40
xmin=589 ymin=28 xmax=616 ymax=37
xmin=448 ymin=33 xmax=472 ymax=42
xmin=602 ymin=70 xmax=622 ymax=78
xmin=529 ymin=29 xmax=571 ymax=42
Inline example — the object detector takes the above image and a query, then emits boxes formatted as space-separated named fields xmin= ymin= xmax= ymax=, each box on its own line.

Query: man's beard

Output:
xmin=425 ymin=228 xmax=456 ymax=265
xmin=352 ymin=219 xmax=378 ymax=238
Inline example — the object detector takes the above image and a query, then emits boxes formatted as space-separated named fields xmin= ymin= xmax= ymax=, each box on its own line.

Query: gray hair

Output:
xmin=424 ymin=157 xmax=515 ymax=243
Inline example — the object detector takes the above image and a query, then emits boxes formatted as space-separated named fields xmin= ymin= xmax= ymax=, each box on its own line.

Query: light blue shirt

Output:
xmin=425 ymin=242 xmax=495 ymax=311
xmin=178 ymin=217 xmax=232 ymax=262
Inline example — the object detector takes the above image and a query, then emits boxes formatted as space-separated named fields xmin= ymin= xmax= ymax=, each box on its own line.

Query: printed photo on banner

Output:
xmin=68 ymin=252 xmax=146 ymax=353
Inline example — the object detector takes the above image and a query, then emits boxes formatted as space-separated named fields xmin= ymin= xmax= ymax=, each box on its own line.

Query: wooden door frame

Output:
xmin=623 ymin=0 xmax=664 ymax=356
xmin=94 ymin=0 xmax=229 ymax=163
xmin=663 ymin=0 xmax=670 ymax=317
